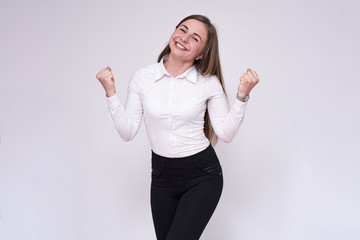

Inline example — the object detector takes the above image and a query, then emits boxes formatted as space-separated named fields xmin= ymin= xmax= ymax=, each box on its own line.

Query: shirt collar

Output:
xmin=154 ymin=55 xmax=198 ymax=84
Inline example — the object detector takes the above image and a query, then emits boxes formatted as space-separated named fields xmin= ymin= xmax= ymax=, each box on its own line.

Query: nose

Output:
xmin=181 ymin=34 xmax=190 ymax=43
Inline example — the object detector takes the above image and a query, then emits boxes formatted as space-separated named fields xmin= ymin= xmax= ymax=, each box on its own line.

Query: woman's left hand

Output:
xmin=237 ymin=68 xmax=260 ymax=97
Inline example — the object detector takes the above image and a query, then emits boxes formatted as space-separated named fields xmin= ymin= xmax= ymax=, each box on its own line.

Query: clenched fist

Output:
xmin=96 ymin=66 xmax=116 ymax=98
xmin=237 ymin=68 xmax=260 ymax=97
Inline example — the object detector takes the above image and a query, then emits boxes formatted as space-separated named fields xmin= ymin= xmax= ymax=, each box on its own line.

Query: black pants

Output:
xmin=150 ymin=144 xmax=223 ymax=240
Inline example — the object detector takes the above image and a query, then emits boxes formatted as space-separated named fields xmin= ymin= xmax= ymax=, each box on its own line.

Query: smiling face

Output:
xmin=168 ymin=19 xmax=208 ymax=63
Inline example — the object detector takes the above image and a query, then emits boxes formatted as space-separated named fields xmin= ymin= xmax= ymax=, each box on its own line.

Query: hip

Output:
xmin=151 ymin=144 xmax=223 ymax=189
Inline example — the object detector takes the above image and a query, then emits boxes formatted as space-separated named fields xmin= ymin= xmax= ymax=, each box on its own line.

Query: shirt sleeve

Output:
xmin=207 ymin=77 xmax=247 ymax=143
xmin=106 ymin=71 xmax=143 ymax=142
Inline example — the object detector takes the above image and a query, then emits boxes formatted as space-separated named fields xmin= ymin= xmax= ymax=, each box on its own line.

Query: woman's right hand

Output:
xmin=96 ymin=66 xmax=116 ymax=98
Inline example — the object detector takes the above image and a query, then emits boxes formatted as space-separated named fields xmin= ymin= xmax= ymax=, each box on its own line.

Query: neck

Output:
xmin=164 ymin=54 xmax=194 ymax=77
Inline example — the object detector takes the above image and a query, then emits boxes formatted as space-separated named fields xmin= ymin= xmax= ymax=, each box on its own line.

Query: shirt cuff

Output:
xmin=106 ymin=94 xmax=120 ymax=109
xmin=231 ymin=98 xmax=247 ymax=115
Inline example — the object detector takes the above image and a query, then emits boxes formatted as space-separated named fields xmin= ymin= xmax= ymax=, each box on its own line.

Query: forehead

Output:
xmin=180 ymin=19 xmax=208 ymax=39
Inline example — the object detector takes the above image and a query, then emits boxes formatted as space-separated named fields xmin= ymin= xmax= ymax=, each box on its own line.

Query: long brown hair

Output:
xmin=158 ymin=15 xmax=228 ymax=146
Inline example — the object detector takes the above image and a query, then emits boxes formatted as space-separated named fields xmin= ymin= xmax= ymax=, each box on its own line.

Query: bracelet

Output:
xmin=236 ymin=93 xmax=250 ymax=102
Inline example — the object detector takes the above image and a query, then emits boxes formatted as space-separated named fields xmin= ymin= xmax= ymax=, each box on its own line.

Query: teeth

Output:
xmin=176 ymin=42 xmax=186 ymax=50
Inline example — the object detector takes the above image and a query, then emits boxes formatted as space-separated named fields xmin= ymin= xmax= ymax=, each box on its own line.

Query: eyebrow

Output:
xmin=180 ymin=24 xmax=203 ymax=42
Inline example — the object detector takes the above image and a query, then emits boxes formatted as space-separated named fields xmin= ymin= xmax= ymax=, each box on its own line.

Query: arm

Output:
xmin=106 ymin=79 xmax=143 ymax=141
xmin=207 ymin=89 xmax=247 ymax=143
xmin=97 ymin=67 xmax=143 ymax=141
xmin=207 ymin=68 xmax=259 ymax=143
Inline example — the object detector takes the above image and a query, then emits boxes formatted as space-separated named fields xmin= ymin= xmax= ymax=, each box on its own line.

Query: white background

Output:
xmin=1 ymin=0 xmax=359 ymax=239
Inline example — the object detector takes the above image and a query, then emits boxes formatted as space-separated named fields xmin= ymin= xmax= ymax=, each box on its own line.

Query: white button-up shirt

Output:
xmin=106 ymin=57 xmax=247 ymax=158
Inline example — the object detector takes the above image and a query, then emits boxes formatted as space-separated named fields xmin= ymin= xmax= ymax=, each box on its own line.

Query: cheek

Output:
xmin=169 ymin=32 xmax=177 ymax=42
xmin=170 ymin=30 xmax=182 ymax=40
xmin=169 ymin=33 xmax=175 ymax=42
xmin=193 ymin=43 xmax=205 ymax=55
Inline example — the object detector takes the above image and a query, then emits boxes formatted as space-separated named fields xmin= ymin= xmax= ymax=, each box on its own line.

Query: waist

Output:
xmin=151 ymin=144 xmax=215 ymax=168
xmin=148 ymin=135 xmax=211 ymax=158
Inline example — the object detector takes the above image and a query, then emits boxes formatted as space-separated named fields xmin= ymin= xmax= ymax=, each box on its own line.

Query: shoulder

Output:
xmin=199 ymin=74 xmax=223 ymax=93
xmin=129 ymin=62 xmax=161 ymax=88
xmin=133 ymin=62 xmax=161 ymax=78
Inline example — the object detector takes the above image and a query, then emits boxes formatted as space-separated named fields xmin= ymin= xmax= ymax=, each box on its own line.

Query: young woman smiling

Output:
xmin=96 ymin=15 xmax=259 ymax=240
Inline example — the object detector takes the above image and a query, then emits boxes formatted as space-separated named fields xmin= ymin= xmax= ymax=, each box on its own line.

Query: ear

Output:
xmin=195 ymin=54 xmax=203 ymax=60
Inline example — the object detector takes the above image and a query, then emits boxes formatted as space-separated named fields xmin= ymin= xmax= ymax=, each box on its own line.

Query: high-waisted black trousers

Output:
xmin=150 ymin=144 xmax=223 ymax=240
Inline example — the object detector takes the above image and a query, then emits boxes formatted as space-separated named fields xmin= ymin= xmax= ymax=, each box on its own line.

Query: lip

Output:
xmin=174 ymin=41 xmax=188 ymax=51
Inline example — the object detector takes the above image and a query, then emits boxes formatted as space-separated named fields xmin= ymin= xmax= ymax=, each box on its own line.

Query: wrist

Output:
xmin=106 ymin=90 xmax=116 ymax=98
xmin=236 ymin=92 xmax=250 ymax=102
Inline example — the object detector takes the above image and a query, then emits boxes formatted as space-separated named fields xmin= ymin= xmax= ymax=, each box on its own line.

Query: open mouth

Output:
xmin=175 ymin=41 xmax=187 ymax=50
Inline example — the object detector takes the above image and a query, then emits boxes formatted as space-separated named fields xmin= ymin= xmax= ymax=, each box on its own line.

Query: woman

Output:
xmin=96 ymin=15 xmax=259 ymax=240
